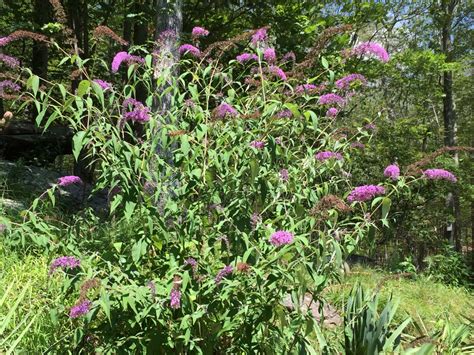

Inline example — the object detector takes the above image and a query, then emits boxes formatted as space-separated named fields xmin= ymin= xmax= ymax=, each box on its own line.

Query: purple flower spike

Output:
xmin=250 ymin=140 xmax=265 ymax=149
xmin=347 ymin=185 xmax=385 ymax=202
xmin=192 ymin=26 xmax=209 ymax=37
xmin=264 ymin=48 xmax=276 ymax=62
xmin=269 ymin=230 xmax=294 ymax=246
xmin=70 ymin=300 xmax=91 ymax=318
xmin=318 ymin=93 xmax=345 ymax=106
xmin=349 ymin=42 xmax=390 ymax=62
xmin=170 ymin=289 xmax=181 ymax=309
xmin=251 ymin=28 xmax=267 ymax=46
xmin=315 ymin=151 xmax=343 ymax=161
xmin=423 ymin=169 xmax=457 ymax=182
xmin=269 ymin=65 xmax=287 ymax=81
xmin=57 ymin=175 xmax=83 ymax=187
xmin=215 ymin=102 xmax=238 ymax=118
xmin=236 ymin=53 xmax=258 ymax=63
xmin=179 ymin=44 xmax=201 ymax=58
xmin=335 ymin=74 xmax=367 ymax=90
xmin=49 ymin=256 xmax=81 ymax=275
xmin=326 ymin=107 xmax=339 ymax=117
xmin=280 ymin=169 xmax=289 ymax=182
xmin=0 ymin=54 xmax=20 ymax=68
xmin=93 ymin=79 xmax=112 ymax=91
xmin=384 ymin=164 xmax=400 ymax=180
xmin=215 ymin=265 xmax=233 ymax=284
xmin=111 ymin=51 xmax=129 ymax=72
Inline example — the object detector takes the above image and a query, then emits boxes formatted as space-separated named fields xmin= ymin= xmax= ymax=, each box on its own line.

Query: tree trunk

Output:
xmin=153 ymin=0 xmax=182 ymax=113
xmin=440 ymin=0 xmax=461 ymax=252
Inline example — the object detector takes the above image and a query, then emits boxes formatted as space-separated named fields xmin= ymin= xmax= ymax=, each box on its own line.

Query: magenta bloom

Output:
xmin=191 ymin=26 xmax=209 ymax=37
xmin=326 ymin=107 xmax=339 ymax=117
xmin=93 ymin=79 xmax=112 ymax=91
xmin=295 ymin=83 xmax=326 ymax=95
xmin=423 ymin=169 xmax=457 ymax=182
xmin=318 ymin=93 xmax=345 ymax=106
xmin=270 ymin=230 xmax=294 ymax=246
xmin=57 ymin=175 xmax=83 ymax=186
xmin=351 ymin=141 xmax=365 ymax=150
xmin=264 ymin=47 xmax=276 ymax=62
xmin=315 ymin=151 xmax=343 ymax=161
xmin=0 ymin=37 xmax=11 ymax=46
xmin=111 ymin=51 xmax=143 ymax=72
xmin=350 ymin=42 xmax=390 ymax=62
xmin=365 ymin=123 xmax=376 ymax=131
xmin=280 ymin=169 xmax=289 ymax=182
xmin=384 ymin=164 xmax=400 ymax=180
xmin=179 ymin=44 xmax=201 ymax=58
xmin=70 ymin=300 xmax=91 ymax=319
xmin=0 ymin=53 xmax=20 ymax=68
xmin=276 ymin=109 xmax=293 ymax=118
xmin=111 ymin=51 xmax=129 ymax=72
xmin=236 ymin=53 xmax=258 ymax=63
xmin=251 ymin=28 xmax=267 ymax=46
xmin=216 ymin=102 xmax=238 ymax=118
xmin=0 ymin=80 xmax=20 ymax=93
xmin=269 ymin=65 xmax=287 ymax=81
xmin=335 ymin=74 xmax=367 ymax=90
xmin=250 ymin=140 xmax=265 ymax=149
xmin=215 ymin=265 xmax=233 ymax=284
xmin=122 ymin=98 xmax=151 ymax=123
xmin=170 ymin=289 xmax=181 ymax=309
xmin=49 ymin=256 xmax=81 ymax=275
xmin=347 ymin=185 xmax=385 ymax=203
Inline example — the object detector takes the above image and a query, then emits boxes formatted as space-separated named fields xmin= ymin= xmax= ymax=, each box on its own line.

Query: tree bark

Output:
xmin=439 ymin=0 xmax=461 ymax=252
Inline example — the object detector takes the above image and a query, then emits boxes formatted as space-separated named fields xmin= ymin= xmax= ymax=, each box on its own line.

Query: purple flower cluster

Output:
xmin=350 ymin=42 xmax=390 ymax=63
xmin=93 ymin=79 xmax=112 ymax=91
xmin=268 ymin=65 xmax=287 ymax=81
xmin=423 ymin=169 xmax=457 ymax=182
xmin=0 ymin=53 xmax=20 ymax=68
xmin=215 ymin=102 xmax=238 ymax=118
xmin=347 ymin=185 xmax=385 ymax=203
xmin=295 ymin=83 xmax=325 ymax=95
xmin=215 ymin=265 xmax=233 ymax=284
xmin=251 ymin=28 xmax=267 ymax=46
xmin=236 ymin=53 xmax=258 ymax=63
xmin=276 ymin=109 xmax=293 ymax=118
xmin=315 ymin=151 xmax=343 ymax=161
xmin=170 ymin=289 xmax=181 ymax=309
xmin=49 ymin=256 xmax=81 ymax=275
xmin=0 ymin=80 xmax=20 ymax=94
xmin=122 ymin=98 xmax=151 ymax=123
xmin=351 ymin=141 xmax=365 ymax=150
xmin=57 ymin=175 xmax=83 ymax=187
xmin=0 ymin=37 xmax=10 ymax=46
xmin=335 ymin=73 xmax=367 ymax=90
xmin=326 ymin=107 xmax=339 ymax=118
xmin=263 ymin=47 xmax=276 ymax=62
xmin=184 ymin=258 xmax=198 ymax=275
xmin=269 ymin=230 xmax=294 ymax=246
xmin=179 ymin=44 xmax=201 ymax=58
xmin=280 ymin=169 xmax=289 ymax=182
xmin=70 ymin=300 xmax=91 ymax=318
xmin=318 ymin=93 xmax=345 ymax=106
xmin=111 ymin=51 xmax=144 ymax=73
xmin=365 ymin=123 xmax=376 ymax=131
xmin=384 ymin=164 xmax=400 ymax=180
xmin=250 ymin=140 xmax=265 ymax=149
xmin=191 ymin=26 xmax=209 ymax=38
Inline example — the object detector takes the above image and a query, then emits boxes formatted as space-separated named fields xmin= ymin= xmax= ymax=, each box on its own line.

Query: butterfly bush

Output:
xmin=349 ymin=42 xmax=390 ymax=62
xmin=57 ymin=175 xmax=83 ymax=186
xmin=335 ymin=73 xmax=366 ymax=90
xmin=191 ymin=26 xmax=209 ymax=38
xmin=13 ymin=25 xmax=456 ymax=353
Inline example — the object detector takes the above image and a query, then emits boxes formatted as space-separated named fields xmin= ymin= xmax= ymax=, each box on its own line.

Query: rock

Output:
xmin=283 ymin=293 xmax=342 ymax=327
xmin=0 ymin=198 xmax=25 ymax=210
xmin=0 ymin=160 xmax=108 ymax=213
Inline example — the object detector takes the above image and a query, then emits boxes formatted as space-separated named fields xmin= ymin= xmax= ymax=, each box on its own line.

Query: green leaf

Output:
xmin=381 ymin=197 xmax=391 ymax=220
xmin=77 ymin=80 xmax=90 ymax=97
xmin=72 ymin=131 xmax=87 ymax=161
xmin=321 ymin=56 xmax=329 ymax=69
